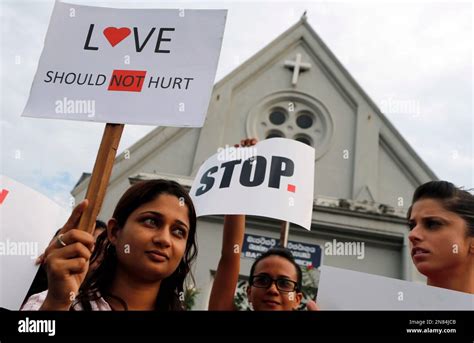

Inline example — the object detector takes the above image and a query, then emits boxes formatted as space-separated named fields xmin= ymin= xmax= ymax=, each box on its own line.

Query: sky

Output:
xmin=0 ymin=0 xmax=472 ymax=208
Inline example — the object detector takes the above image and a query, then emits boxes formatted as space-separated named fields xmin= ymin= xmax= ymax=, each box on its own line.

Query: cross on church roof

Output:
xmin=284 ymin=53 xmax=311 ymax=87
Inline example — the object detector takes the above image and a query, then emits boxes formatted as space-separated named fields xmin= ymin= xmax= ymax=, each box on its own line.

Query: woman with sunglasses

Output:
xmin=245 ymin=247 xmax=305 ymax=310
xmin=208 ymin=139 xmax=318 ymax=311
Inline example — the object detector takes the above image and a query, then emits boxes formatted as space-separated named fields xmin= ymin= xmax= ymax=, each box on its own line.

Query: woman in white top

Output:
xmin=23 ymin=179 xmax=198 ymax=310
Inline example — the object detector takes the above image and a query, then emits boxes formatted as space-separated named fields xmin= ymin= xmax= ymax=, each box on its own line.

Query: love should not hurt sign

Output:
xmin=22 ymin=2 xmax=227 ymax=126
xmin=190 ymin=138 xmax=315 ymax=230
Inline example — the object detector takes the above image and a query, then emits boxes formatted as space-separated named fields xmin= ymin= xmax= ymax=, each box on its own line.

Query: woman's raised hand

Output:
xmin=39 ymin=200 xmax=95 ymax=310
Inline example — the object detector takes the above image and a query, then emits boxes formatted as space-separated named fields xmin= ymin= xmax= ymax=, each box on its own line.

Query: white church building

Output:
xmin=72 ymin=16 xmax=436 ymax=309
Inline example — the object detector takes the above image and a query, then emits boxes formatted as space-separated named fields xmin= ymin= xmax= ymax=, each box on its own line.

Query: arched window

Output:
xmin=246 ymin=91 xmax=333 ymax=160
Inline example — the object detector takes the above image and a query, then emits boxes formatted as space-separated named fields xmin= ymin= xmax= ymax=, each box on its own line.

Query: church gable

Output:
xmin=192 ymin=19 xmax=359 ymax=199
xmin=190 ymin=16 xmax=436 ymax=205
xmin=73 ymin=16 xmax=436 ymax=210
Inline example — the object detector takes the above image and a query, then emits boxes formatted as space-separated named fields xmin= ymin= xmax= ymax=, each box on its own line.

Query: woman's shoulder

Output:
xmin=21 ymin=290 xmax=49 ymax=310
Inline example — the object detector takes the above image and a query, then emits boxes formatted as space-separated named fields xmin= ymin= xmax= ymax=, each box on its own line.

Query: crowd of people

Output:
xmin=20 ymin=139 xmax=474 ymax=311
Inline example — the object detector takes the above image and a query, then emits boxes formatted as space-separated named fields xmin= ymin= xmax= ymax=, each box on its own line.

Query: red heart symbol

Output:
xmin=103 ymin=27 xmax=131 ymax=47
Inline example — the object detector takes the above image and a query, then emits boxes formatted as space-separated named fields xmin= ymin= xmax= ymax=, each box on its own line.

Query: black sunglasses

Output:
xmin=249 ymin=274 xmax=299 ymax=292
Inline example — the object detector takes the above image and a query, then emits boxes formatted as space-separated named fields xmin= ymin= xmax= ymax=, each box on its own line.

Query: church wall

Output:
xmin=74 ymin=128 xmax=201 ymax=220
xmin=135 ymin=128 xmax=201 ymax=178
xmin=377 ymin=140 xmax=418 ymax=211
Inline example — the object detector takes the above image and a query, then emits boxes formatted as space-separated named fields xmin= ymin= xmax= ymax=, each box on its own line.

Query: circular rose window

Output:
xmin=246 ymin=90 xmax=333 ymax=160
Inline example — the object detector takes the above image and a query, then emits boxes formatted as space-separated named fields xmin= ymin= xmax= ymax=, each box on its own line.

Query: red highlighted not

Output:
xmin=108 ymin=70 xmax=147 ymax=92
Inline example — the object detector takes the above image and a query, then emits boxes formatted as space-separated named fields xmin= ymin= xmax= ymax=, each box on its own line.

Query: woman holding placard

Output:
xmin=208 ymin=138 xmax=318 ymax=311
xmin=407 ymin=181 xmax=474 ymax=294
xmin=22 ymin=179 xmax=198 ymax=310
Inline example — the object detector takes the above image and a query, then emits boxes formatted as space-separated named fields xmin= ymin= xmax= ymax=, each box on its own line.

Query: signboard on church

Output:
xmin=0 ymin=175 xmax=70 ymax=310
xmin=242 ymin=234 xmax=322 ymax=268
xmin=190 ymin=138 xmax=315 ymax=230
xmin=22 ymin=1 xmax=227 ymax=127
xmin=317 ymin=266 xmax=474 ymax=310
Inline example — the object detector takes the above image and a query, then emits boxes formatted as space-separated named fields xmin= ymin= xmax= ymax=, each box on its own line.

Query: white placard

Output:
xmin=317 ymin=266 xmax=474 ymax=310
xmin=190 ymin=138 xmax=315 ymax=230
xmin=22 ymin=1 xmax=227 ymax=126
xmin=0 ymin=175 xmax=70 ymax=310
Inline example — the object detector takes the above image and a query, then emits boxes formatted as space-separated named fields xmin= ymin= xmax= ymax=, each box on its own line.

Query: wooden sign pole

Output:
xmin=78 ymin=123 xmax=124 ymax=233
xmin=279 ymin=221 xmax=290 ymax=248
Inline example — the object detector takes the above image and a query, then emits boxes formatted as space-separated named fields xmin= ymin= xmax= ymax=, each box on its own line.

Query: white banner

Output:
xmin=317 ymin=266 xmax=474 ymax=310
xmin=0 ymin=175 xmax=70 ymax=310
xmin=190 ymin=138 xmax=315 ymax=230
xmin=22 ymin=1 xmax=227 ymax=126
